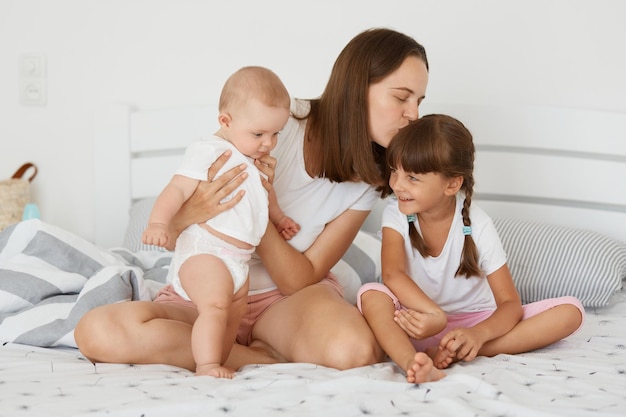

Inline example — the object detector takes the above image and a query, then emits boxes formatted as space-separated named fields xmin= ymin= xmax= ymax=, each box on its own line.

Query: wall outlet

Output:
xmin=20 ymin=79 xmax=47 ymax=106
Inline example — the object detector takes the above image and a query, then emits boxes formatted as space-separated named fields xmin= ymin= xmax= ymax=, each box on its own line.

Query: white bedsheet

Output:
xmin=2 ymin=292 xmax=625 ymax=417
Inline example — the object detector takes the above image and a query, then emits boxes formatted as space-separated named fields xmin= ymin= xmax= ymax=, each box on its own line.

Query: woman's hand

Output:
xmin=167 ymin=150 xmax=248 ymax=250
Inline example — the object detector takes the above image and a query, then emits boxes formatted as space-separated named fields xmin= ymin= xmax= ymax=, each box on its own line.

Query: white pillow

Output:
xmin=493 ymin=217 xmax=626 ymax=308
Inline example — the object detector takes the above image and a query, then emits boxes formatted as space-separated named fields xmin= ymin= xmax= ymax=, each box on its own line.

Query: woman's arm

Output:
xmin=256 ymin=208 xmax=369 ymax=296
xmin=253 ymin=153 xmax=363 ymax=294
xmin=166 ymin=150 xmax=248 ymax=250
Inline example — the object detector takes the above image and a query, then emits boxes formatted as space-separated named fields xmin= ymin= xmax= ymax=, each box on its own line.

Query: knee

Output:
xmin=322 ymin=331 xmax=383 ymax=370
xmin=558 ymin=296 xmax=585 ymax=332
xmin=74 ymin=308 xmax=117 ymax=361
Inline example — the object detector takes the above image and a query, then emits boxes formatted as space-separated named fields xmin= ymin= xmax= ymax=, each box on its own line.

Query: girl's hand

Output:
xmin=168 ymin=150 xmax=248 ymax=249
xmin=393 ymin=308 xmax=447 ymax=340
xmin=438 ymin=327 xmax=487 ymax=363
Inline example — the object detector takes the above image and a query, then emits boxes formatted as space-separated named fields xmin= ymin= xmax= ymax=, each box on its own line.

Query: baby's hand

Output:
xmin=274 ymin=216 xmax=300 ymax=240
xmin=142 ymin=223 xmax=169 ymax=247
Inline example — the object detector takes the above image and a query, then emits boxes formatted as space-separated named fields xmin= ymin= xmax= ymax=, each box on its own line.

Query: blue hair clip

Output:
xmin=407 ymin=214 xmax=417 ymax=223
xmin=462 ymin=226 xmax=472 ymax=236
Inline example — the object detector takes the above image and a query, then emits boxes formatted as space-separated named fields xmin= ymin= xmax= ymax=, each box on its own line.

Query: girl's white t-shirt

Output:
xmin=382 ymin=193 xmax=507 ymax=313
xmin=248 ymin=99 xmax=380 ymax=293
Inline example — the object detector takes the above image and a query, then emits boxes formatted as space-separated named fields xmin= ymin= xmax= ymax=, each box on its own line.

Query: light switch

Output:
xmin=19 ymin=54 xmax=47 ymax=106
xmin=20 ymin=55 xmax=46 ymax=78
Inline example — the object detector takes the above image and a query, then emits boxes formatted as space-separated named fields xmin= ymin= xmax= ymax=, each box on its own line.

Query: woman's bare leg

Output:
xmin=246 ymin=283 xmax=384 ymax=371
xmin=75 ymin=301 xmax=199 ymax=370
xmin=76 ymin=298 xmax=277 ymax=372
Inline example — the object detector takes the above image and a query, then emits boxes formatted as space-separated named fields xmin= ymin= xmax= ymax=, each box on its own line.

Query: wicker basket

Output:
xmin=0 ymin=162 xmax=38 ymax=231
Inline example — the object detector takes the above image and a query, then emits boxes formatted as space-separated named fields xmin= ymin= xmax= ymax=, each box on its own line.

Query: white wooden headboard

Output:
xmin=94 ymin=102 xmax=626 ymax=248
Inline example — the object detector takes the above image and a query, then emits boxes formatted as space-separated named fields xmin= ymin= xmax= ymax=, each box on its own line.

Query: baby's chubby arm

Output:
xmin=142 ymin=175 xmax=199 ymax=248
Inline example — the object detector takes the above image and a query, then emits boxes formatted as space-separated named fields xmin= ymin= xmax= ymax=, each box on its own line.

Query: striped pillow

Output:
xmin=492 ymin=217 xmax=626 ymax=308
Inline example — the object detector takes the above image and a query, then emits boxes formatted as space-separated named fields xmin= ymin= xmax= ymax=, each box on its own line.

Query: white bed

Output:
xmin=1 ymin=102 xmax=626 ymax=417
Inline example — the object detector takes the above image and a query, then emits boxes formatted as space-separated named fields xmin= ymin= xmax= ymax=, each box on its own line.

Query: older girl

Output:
xmin=357 ymin=114 xmax=584 ymax=383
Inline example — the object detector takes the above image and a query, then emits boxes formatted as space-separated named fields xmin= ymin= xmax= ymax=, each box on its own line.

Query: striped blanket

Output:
xmin=0 ymin=220 xmax=171 ymax=348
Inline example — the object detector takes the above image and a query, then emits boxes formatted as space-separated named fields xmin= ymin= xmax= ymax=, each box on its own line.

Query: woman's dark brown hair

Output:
xmin=303 ymin=28 xmax=428 ymax=188
xmin=385 ymin=114 xmax=482 ymax=278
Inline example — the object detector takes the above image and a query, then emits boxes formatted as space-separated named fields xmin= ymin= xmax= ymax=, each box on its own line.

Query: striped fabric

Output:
xmin=493 ymin=217 xmax=626 ymax=307
xmin=0 ymin=219 xmax=170 ymax=348
xmin=330 ymin=231 xmax=381 ymax=304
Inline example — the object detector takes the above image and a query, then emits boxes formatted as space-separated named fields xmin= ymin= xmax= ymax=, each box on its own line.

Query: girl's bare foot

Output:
xmin=432 ymin=347 xmax=456 ymax=369
xmin=196 ymin=363 xmax=235 ymax=378
xmin=405 ymin=352 xmax=446 ymax=383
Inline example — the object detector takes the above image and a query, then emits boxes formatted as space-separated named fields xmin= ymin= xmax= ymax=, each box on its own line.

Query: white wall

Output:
xmin=1 ymin=0 xmax=625 ymax=243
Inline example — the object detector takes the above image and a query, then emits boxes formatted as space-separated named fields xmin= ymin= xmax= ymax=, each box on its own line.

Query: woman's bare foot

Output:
xmin=405 ymin=352 xmax=446 ymax=383
xmin=196 ymin=363 xmax=235 ymax=378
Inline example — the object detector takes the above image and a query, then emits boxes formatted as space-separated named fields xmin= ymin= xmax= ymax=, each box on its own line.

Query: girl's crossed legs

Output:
xmin=358 ymin=283 xmax=584 ymax=380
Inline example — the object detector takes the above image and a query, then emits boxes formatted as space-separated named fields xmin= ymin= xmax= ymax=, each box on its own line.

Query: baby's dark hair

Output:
xmin=384 ymin=114 xmax=482 ymax=278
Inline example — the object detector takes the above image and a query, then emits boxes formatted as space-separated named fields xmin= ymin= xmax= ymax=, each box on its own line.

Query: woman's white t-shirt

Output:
xmin=382 ymin=193 xmax=507 ymax=313
xmin=248 ymin=99 xmax=380 ymax=293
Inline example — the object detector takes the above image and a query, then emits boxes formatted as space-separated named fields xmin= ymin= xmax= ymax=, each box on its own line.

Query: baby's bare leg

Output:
xmin=180 ymin=254 xmax=238 ymax=378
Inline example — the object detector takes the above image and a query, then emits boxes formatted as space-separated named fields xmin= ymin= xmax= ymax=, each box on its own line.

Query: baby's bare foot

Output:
xmin=196 ymin=363 xmax=235 ymax=378
xmin=406 ymin=352 xmax=446 ymax=384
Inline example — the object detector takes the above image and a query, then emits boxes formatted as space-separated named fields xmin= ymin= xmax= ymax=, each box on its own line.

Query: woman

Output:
xmin=75 ymin=27 xmax=431 ymax=374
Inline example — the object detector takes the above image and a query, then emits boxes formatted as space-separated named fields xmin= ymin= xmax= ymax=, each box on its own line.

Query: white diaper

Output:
xmin=168 ymin=224 xmax=253 ymax=300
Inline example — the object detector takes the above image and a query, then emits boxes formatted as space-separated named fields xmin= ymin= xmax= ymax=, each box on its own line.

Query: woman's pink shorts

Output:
xmin=357 ymin=282 xmax=585 ymax=352
xmin=155 ymin=273 xmax=344 ymax=346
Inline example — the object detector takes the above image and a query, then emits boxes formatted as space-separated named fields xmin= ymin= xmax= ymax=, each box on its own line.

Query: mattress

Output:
xmin=2 ymin=291 xmax=625 ymax=417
